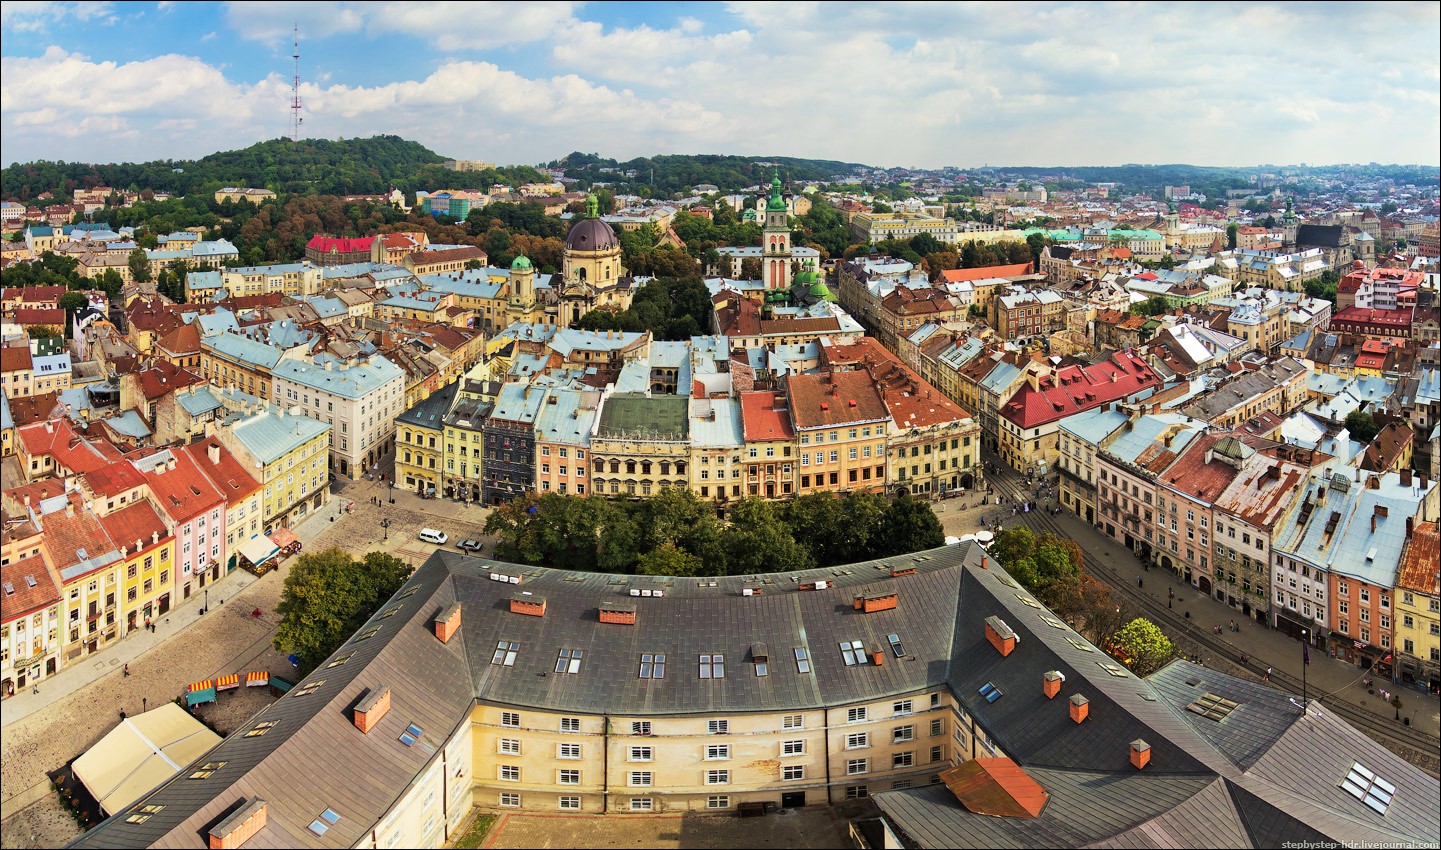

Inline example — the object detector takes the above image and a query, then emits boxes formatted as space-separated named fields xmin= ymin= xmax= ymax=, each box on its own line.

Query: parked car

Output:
xmin=457 ymin=539 xmax=484 ymax=554
xmin=418 ymin=528 xmax=448 ymax=545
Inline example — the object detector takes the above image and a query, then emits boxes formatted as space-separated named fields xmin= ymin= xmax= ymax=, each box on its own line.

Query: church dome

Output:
xmin=566 ymin=218 xmax=619 ymax=252
xmin=510 ymin=254 xmax=533 ymax=271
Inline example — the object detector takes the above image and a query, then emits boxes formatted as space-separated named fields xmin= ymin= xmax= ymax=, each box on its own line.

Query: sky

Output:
xmin=1 ymin=1 xmax=1438 ymax=170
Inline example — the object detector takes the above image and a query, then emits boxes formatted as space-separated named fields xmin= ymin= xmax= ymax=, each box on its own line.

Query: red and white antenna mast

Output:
xmin=290 ymin=23 xmax=303 ymax=142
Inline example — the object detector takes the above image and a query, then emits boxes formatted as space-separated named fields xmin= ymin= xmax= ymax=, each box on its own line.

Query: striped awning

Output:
xmin=188 ymin=680 xmax=214 ymax=693
xmin=245 ymin=671 xmax=269 ymax=687
xmin=216 ymin=674 xmax=241 ymax=691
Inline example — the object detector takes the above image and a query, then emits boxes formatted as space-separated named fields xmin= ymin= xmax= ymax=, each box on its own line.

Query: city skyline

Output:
xmin=2 ymin=1 xmax=1438 ymax=169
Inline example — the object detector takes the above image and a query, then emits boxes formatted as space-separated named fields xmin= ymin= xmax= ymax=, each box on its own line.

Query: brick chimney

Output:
xmin=984 ymin=615 xmax=1018 ymax=657
xmin=1043 ymin=670 xmax=1064 ymax=700
xmin=353 ymin=685 xmax=392 ymax=734
xmin=1130 ymin=739 xmax=1151 ymax=770
xmin=433 ymin=603 xmax=461 ymax=643
xmin=869 ymin=645 xmax=885 ymax=666
xmin=599 ymin=602 xmax=637 ymax=625
xmin=208 ymin=443 xmax=221 ymax=465
xmin=853 ymin=591 xmax=898 ymax=613
xmin=209 ymin=797 xmax=267 ymax=850
xmin=1069 ymin=694 xmax=1089 ymax=724
xmin=509 ymin=594 xmax=546 ymax=617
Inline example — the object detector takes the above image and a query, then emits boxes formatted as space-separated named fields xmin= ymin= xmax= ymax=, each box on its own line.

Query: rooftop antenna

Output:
xmin=290 ymin=23 xmax=304 ymax=142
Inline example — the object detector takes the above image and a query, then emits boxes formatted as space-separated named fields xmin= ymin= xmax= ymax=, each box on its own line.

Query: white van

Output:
xmin=418 ymin=528 xmax=448 ymax=545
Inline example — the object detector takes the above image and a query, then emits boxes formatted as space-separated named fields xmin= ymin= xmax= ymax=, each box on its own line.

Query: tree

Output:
xmin=127 ymin=247 xmax=153 ymax=283
xmin=722 ymin=497 xmax=813 ymax=575
xmin=272 ymin=547 xmax=413 ymax=675
xmin=1344 ymin=409 xmax=1380 ymax=444
xmin=635 ymin=542 xmax=703 ymax=577
xmin=1225 ymin=222 xmax=1238 ymax=250
xmin=26 ymin=324 xmax=63 ymax=340
xmin=1108 ymin=617 xmax=1175 ymax=675
xmin=876 ymin=491 xmax=945 ymax=556
xmin=738 ymin=257 xmax=762 ymax=281
xmin=58 ymin=290 xmax=88 ymax=335
xmin=1130 ymin=297 xmax=1171 ymax=317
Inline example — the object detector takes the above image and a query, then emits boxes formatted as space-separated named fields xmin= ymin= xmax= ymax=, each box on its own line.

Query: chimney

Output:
xmin=1405 ymin=516 xmax=1413 ymax=538
xmin=980 ymin=556 xmax=988 ymax=570
xmin=1069 ymin=694 xmax=1089 ymax=724
xmin=1401 ymin=469 xmax=1412 ymax=487
xmin=208 ymin=443 xmax=221 ymax=465
xmin=853 ymin=591 xmax=899 ymax=613
xmin=598 ymin=602 xmax=637 ymax=625
xmin=64 ymin=501 xmax=75 ymax=517
xmin=353 ymin=685 xmax=392 ymax=734
xmin=509 ymin=594 xmax=546 ymax=617
xmin=433 ymin=602 xmax=461 ymax=643
xmin=869 ymin=645 xmax=885 ymax=666
xmin=1130 ymin=739 xmax=1151 ymax=770
xmin=1043 ymin=670 xmax=1064 ymax=700
xmin=208 ymin=797 xmax=267 ymax=850
xmin=984 ymin=615 xmax=1018 ymax=657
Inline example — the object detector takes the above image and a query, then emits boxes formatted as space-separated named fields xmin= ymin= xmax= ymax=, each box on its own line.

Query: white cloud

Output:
xmin=1 ymin=1 xmax=116 ymax=32
xmin=223 ymin=1 xmax=577 ymax=49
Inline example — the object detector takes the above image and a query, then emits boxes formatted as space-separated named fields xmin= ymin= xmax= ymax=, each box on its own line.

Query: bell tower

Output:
xmin=762 ymin=171 xmax=793 ymax=290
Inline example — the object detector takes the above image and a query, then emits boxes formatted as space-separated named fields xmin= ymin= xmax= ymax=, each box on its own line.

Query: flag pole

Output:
xmin=1301 ymin=628 xmax=1308 ymax=711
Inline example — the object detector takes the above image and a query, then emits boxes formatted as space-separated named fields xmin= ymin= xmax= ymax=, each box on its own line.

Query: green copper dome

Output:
xmin=766 ymin=171 xmax=787 ymax=212
xmin=808 ymin=281 xmax=837 ymax=302
xmin=510 ymin=254 xmax=533 ymax=271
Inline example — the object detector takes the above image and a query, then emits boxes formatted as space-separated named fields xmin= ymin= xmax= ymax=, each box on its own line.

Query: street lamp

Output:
xmin=204 ymin=587 xmax=209 ymax=616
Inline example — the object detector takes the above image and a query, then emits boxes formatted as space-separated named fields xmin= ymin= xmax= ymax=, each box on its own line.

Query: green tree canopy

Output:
xmin=273 ymin=547 xmax=413 ymax=675
xmin=1344 ymin=410 xmax=1380 ymax=444
xmin=1108 ymin=617 xmax=1175 ymax=675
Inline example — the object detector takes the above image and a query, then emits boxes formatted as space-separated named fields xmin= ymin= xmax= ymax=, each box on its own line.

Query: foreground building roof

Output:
xmin=69 ymin=544 xmax=1439 ymax=849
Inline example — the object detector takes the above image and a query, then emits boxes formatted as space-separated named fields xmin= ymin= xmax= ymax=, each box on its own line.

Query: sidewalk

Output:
xmin=963 ymin=452 xmax=1441 ymax=739
xmin=0 ymin=501 xmax=335 ymax=730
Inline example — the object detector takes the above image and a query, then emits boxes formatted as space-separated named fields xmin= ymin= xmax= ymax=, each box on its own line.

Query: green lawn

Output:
xmin=451 ymin=813 xmax=498 ymax=849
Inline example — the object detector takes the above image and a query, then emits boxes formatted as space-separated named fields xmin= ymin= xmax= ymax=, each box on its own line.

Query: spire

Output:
xmin=766 ymin=170 xmax=786 ymax=212
xmin=586 ymin=193 xmax=599 ymax=219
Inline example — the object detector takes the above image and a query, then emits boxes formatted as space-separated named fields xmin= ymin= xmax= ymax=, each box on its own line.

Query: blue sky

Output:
xmin=2 ymin=1 xmax=1438 ymax=169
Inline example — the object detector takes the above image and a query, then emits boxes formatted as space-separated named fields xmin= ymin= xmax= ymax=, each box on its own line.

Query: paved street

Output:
xmin=957 ymin=450 xmax=1441 ymax=742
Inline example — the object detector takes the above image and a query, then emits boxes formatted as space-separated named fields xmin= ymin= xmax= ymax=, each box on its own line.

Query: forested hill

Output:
xmin=0 ymin=136 xmax=547 ymax=203
xmin=550 ymin=152 xmax=863 ymax=195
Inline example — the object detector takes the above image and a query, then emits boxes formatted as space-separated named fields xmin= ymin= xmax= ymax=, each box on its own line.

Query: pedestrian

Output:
xmin=1264 ymin=667 xmax=1272 ymax=682
xmin=1136 ymin=576 xmax=1143 ymax=589
xmin=123 ymin=663 xmax=129 ymax=677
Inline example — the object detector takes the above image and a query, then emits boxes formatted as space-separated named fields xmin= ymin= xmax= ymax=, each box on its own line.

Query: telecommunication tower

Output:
xmin=290 ymin=24 xmax=304 ymax=142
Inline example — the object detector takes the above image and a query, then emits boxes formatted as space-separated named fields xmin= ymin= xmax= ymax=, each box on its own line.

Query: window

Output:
xmin=782 ymin=740 xmax=805 ymax=756
xmin=706 ymin=770 xmax=730 ymax=785
xmin=501 ymin=711 xmax=521 ymax=728
xmin=629 ymin=771 xmax=653 ymax=787
xmin=847 ymin=707 xmax=868 ymax=723
xmin=893 ymin=751 xmax=914 ymax=769
xmin=783 ymin=765 xmax=805 ymax=781
xmin=188 ymin=761 xmax=226 ymax=779
xmin=847 ymin=758 xmax=869 ymax=775
xmin=708 ymin=720 xmax=730 ymax=735
xmin=700 ymin=654 xmax=725 ymax=678
xmin=888 ymin=634 xmax=905 ymax=658
xmin=630 ymin=798 xmax=653 ymax=812
xmin=845 ymin=785 xmax=868 ymax=799
xmin=931 ymin=746 xmax=943 ymax=763
xmin=893 ymin=699 xmax=913 ymax=716
xmin=499 ymin=739 xmax=521 ymax=755
xmin=499 ymin=793 xmax=520 ymax=808
xmin=558 ymin=796 xmax=581 ymax=810
xmin=558 ymin=770 xmax=580 ymax=785
xmin=307 ymin=809 xmax=342 ymax=837
xmin=560 ymin=717 xmax=581 ymax=733
xmin=492 ymin=641 xmax=518 ymax=666
xmin=399 ymin=723 xmax=423 ymax=747
xmin=840 ymin=640 xmax=866 ymax=666
xmin=705 ymin=744 xmax=732 ymax=761
xmin=846 ymin=732 xmax=869 ymax=749
xmin=707 ymin=796 xmax=730 ymax=809
xmin=930 ymin=719 xmax=944 ymax=737
xmin=555 ymin=648 xmax=584 ymax=674
xmin=1341 ymin=763 xmax=1395 ymax=815
xmin=893 ymin=725 xmax=915 ymax=743
xmin=558 ymin=743 xmax=581 ymax=760
xmin=499 ymin=765 xmax=520 ymax=782
xmin=631 ymin=721 xmax=652 ymax=736
xmin=244 ymin=721 xmax=278 ymax=738
xmin=629 ymin=746 xmax=653 ymax=762
xmin=794 ymin=647 xmax=811 ymax=673
xmin=639 ymin=653 xmax=666 ymax=678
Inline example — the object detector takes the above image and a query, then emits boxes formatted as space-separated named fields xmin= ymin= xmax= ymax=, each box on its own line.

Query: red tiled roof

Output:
xmin=98 ymin=499 xmax=169 ymax=554
xmin=1 ymin=552 xmax=60 ymax=623
xmin=17 ymin=418 xmax=125 ymax=474
xmin=409 ymin=246 xmax=487 ymax=265
xmin=11 ymin=307 xmax=64 ymax=326
xmin=81 ymin=460 xmax=148 ymax=497
xmin=786 ymin=370 xmax=889 ymax=429
xmin=937 ymin=262 xmax=1033 ymax=283
xmin=1000 ymin=351 xmax=1160 ymax=429
xmin=1396 ymin=522 xmax=1439 ymax=596
xmin=155 ymin=321 xmax=201 ymax=355
xmin=740 ymin=391 xmax=795 ymax=442
xmin=181 ymin=437 xmax=261 ymax=506
xmin=306 ymin=235 xmax=374 ymax=253
xmin=141 ymin=449 xmax=225 ymax=522
xmin=38 ymin=494 xmax=118 ymax=575
xmin=133 ymin=362 xmax=205 ymax=400
xmin=1 ymin=346 xmax=34 ymax=373
xmin=4 ymin=285 xmax=66 ymax=304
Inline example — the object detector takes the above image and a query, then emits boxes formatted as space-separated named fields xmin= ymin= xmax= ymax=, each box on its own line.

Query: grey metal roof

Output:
xmin=1145 ymin=663 xmax=1297 ymax=771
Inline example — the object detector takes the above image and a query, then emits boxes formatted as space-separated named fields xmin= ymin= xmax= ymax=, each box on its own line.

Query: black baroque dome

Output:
xmin=565 ymin=218 xmax=620 ymax=251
